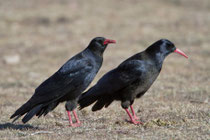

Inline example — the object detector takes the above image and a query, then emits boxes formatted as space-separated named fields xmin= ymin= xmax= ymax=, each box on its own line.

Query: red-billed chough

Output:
xmin=79 ymin=39 xmax=188 ymax=125
xmin=10 ymin=37 xmax=116 ymax=127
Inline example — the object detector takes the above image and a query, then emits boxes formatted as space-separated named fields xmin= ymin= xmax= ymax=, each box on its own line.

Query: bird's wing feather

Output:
xmin=78 ymin=59 xmax=145 ymax=109
xmin=30 ymin=56 xmax=93 ymax=105
xmin=83 ymin=60 xmax=143 ymax=97
xmin=10 ymin=53 xmax=94 ymax=120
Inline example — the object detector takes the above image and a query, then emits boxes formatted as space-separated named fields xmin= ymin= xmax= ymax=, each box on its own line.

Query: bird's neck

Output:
xmin=154 ymin=52 xmax=165 ymax=70
xmin=85 ymin=48 xmax=103 ymax=63
xmin=87 ymin=46 xmax=105 ymax=58
xmin=146 ymin=51 xmax=165 ymax=71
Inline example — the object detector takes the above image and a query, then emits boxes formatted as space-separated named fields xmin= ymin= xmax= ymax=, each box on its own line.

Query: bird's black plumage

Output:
xmin=79 ymin=39 xmax=188 ymax=124
xmin=11 ymin=37 xmax=116 ymax=124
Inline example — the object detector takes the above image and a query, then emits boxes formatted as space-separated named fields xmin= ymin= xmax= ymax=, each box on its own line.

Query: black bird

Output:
xmin=10 ymin=37 xmax=116 ymax=127
xmin=79 ymin=39 xmax=188 ymax=125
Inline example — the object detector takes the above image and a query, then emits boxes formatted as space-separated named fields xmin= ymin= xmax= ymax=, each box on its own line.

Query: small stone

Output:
xmin=3 ymin=55 xmax=20 ymax=65
xmin=204 ymin=98 xmax=209 ymax=104
xmin=29 ymin=72 xmax=40 ymax=78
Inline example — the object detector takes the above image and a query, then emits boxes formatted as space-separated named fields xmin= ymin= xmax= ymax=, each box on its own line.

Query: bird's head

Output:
xmin=88 ymin=37 xmax=116 ymax=55
xmin=146 ymin=39 xmax=188 ymax=59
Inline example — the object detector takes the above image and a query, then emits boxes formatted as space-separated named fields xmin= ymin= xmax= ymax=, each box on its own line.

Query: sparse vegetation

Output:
xmin=0 ymin=0 xmax=209 ymax=139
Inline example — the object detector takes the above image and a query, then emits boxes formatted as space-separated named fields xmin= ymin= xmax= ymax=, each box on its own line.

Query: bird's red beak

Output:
xmin=103 ymin=39 xmax=116 ymax=45
xmin=174 ymin=48 xmax=188 ymax=58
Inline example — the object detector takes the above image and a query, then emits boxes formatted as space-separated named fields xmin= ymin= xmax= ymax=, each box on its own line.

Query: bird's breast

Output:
xmin=133 ymin=65 xmax=160 ymax=96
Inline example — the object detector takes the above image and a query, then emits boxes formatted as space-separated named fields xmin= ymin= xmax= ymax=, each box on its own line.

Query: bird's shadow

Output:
xmin=0 ymin=123 xmax=39 ymax=130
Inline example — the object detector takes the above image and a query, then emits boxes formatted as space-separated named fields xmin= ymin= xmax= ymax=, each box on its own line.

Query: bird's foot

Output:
xmin=133 ymin=115 xmax=139 ymax=120
xmin=69 ymin=122 xmax=81 ymax=127
xmin=67 ymin=110 xmax=81 ymax=127
xmin=129 ymin=119 xmax=143 ymax=125
xmin=73 ymin=122 xmax=81 ymax=127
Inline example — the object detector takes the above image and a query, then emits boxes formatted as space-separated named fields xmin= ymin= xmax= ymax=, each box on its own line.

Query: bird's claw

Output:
xmin=131 ymin=120 xmax=143 ymax=125
xmin=133 ymin=116 xmax=139 ymax=120
xmin=69 ymin=122 xmax=81 ymax=127
xmin=130 ymin=120 xmax=143 ymax=125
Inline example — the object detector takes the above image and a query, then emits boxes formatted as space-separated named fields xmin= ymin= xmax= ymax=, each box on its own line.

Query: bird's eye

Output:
xmin=97 ymin=40 xmax=104 ymax=45
xmin=95 ymin=41 xmax=103 ymax=47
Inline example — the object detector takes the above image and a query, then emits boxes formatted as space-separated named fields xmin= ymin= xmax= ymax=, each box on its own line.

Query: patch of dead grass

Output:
xmin=0 ymin=0 xmax=209 ymax=139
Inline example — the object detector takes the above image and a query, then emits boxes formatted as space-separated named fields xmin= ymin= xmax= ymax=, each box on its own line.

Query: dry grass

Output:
xmin=0 ymin=0 xmax=209 ymax=139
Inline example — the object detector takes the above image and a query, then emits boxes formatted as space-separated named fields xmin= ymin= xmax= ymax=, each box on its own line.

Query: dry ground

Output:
xmin=0 ymin=0 xmax=209 ymax=139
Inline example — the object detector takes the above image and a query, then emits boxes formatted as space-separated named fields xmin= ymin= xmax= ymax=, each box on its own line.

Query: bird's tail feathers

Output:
xmin=92 ymin=97 xmax=113 ymax=111
xmin=78 ymin=87 xmax=100 ymax=110
xmin=10 ymin=101 xmax=32 ymax=121
xmin=12 ymin=115 xmax=22 ymax=123
xmin=22 ymin=104 xmax=42 ymax=123
xmin=78 ymin=95 xmax=98 ymax=110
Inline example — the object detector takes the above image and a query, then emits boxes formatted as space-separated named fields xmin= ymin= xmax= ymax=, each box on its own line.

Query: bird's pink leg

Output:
xmin=72 ymin=110 xmax=81 ymax=126
xmin=67 ymin=111 xmax=80 ymax=127
xmin=130 ymin=105 xmax=139 ymax=120
xmin=125 ymin=109 xmax=143 ymax=125
xmin=67 ymin=111 xmax=74 ymax=126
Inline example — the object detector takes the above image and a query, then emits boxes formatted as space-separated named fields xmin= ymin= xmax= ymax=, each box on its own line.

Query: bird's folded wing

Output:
xmin=30 ymin=58 xmax=93 ymax=105
xmin=83 ymin=60 xmax=142 ymax=97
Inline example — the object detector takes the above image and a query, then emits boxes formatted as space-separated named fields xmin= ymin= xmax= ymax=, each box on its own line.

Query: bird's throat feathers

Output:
xmin=152 ymin=52 xmax=164 ymax=71
xmin=145 ymin=47 xmax=167 ymax=71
